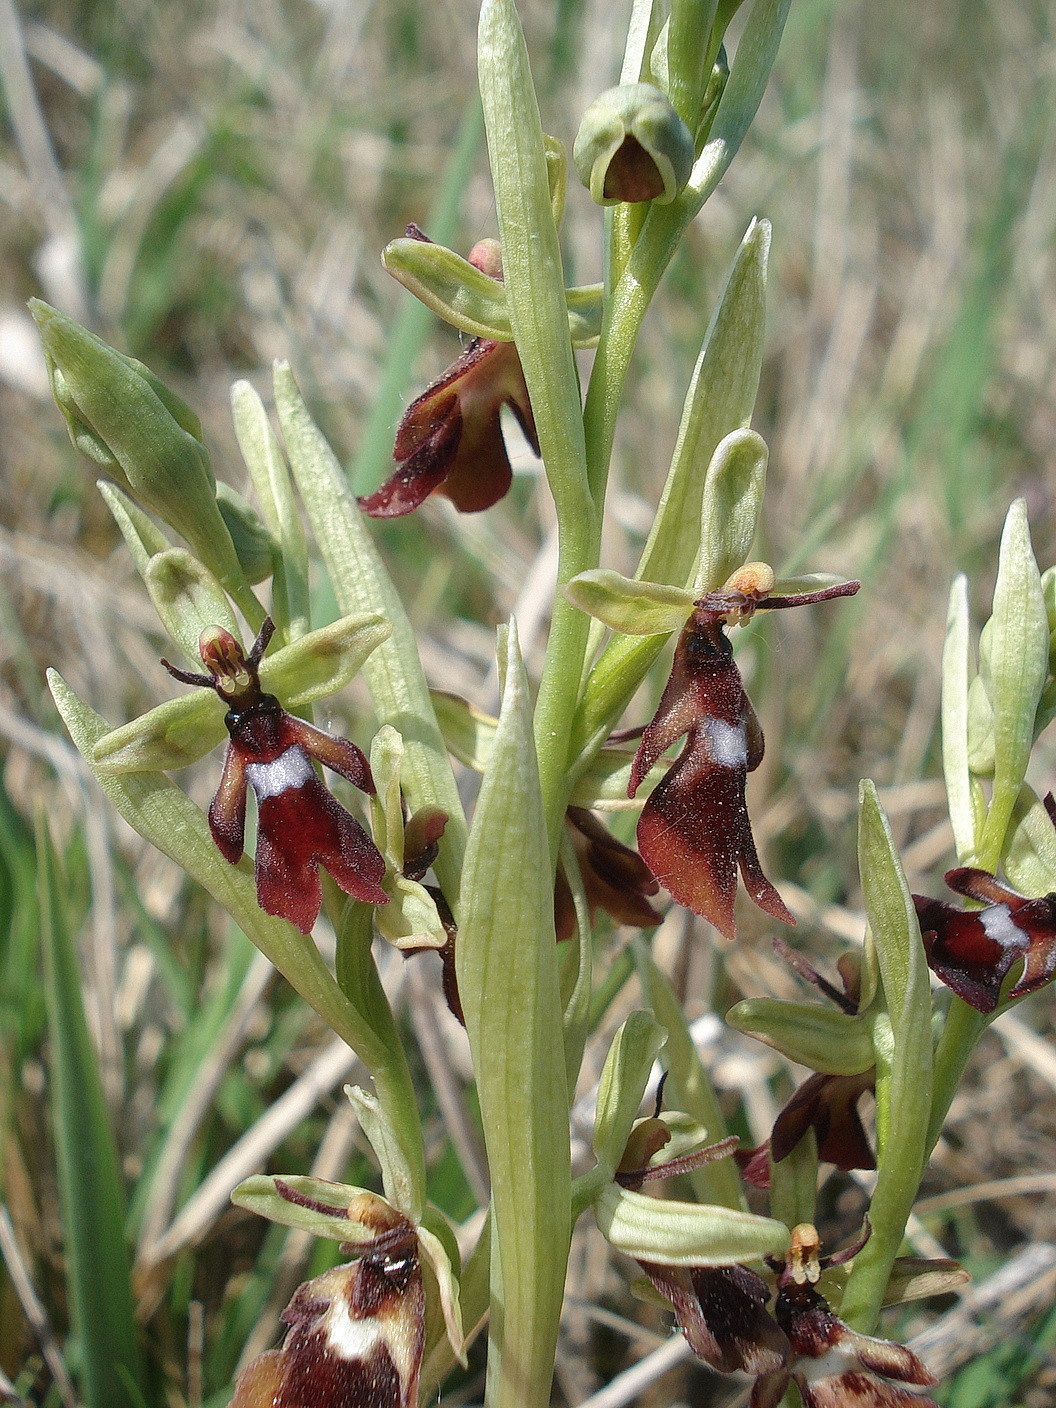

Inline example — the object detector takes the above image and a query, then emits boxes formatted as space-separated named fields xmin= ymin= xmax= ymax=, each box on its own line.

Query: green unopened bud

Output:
xmin=31 ymin=300 xmax=253 ymax=611
xmin=369 ymin=726 xmax=447 ymax=951
xmin=215 ymin=482 xmax=277 ymax=585
xmin=573 ymin=83 xmax=694 ymax=206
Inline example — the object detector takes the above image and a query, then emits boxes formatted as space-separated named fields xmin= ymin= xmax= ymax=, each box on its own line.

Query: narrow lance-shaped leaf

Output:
xmin=840 ymin=782 xmax=933 ymax=1334
xmin=941 ymin=574 xmax=976 ymax=863
xmin=38 ymin=818 xmax=145 ymax=1408
xmin=978 ymin=499 xmax=1048 ymax=870
xmin=638 ymin=221 xmax=770 ymax=591
xmin=232 ymin=380 xmax=311 ymax=640
xmin=274 ymin=363 xmax=467 ymax=909
xmin=455 ymin=621 xmax=570 ymax=1408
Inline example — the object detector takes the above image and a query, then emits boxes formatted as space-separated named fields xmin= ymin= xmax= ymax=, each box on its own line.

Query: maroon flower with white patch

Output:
xmin=229 ymin=1197 xmax=424 ymax=1408
xmin=554 ymin=806 xmax=662 ymax=940
xmin=358 ymin=231 xmax=539 ymax=518
xmin=163 ymin=617 xmax=387 ymax=933
xmin=627 ymin=565 xmax=859 ymax=939
xmin=913 ymin=866 xmax=1056 ymax=1012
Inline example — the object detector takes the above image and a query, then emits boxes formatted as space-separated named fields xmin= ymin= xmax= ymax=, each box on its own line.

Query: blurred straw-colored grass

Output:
xmin=2 ymin=0 xmax=1056 ymax=1403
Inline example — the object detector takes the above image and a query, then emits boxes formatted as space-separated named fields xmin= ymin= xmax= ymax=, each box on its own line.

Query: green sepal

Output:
xmin=417 ymin=1215 xmax=467 ymax=1366
xmin=941 ymin=574 xmax=977 ymax=862
xmin=821 ymin=1256 xmax=969 ymax=1310
xmin=591 ymin=1010 xmax=668 ymax=1176
xmin=976 ymin=501 xmax=1048 ymax=869
xmin=92 ymin=691 xmax=226 ymax=774
xmin=231 ymin=1174 xmax=396 ymax=1244
xmin=98 ymin=480 xmax=171 ymax=575
xmin=369 ymin=726 xmax=447 ymax=951
xmin=143 ymin=548 xmax=240 ymax=668
xmin=215 ymin=481 xmax=277 ymax=586
xmin=91 ymin=613 xmax=391 ymax=773
xmin=565 ymin=570 xmax=695 ymax=635
xmin=346 ymin=1083 xmax=425 ymax=1222
xmin=382 ymin=237 xmax=603 ymax=348
xmin=637 ymin=219 xmax=769 ymax=591
xmin=592 ymin=1182 xmax=788 ymax=1266
xmin=725 ymin=999 xmax=873 ymax=1076
xmin=1004 ymin=785 xmax=1056 ymax=895
xmin=231 ymin=379 xmax=311 ymax=640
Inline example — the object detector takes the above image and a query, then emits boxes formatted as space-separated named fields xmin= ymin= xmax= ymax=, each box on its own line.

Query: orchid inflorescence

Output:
xmin=32 ymin=1 xmax=1056 ymax=1406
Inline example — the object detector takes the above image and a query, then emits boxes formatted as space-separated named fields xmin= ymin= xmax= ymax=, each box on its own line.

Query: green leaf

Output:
xmin=592 ymin=1183 xmax=788 ymax=1265
xmin=637 ymin=223 xmax=770 ymax=591
xmin=274 ymin=363 xmax=467 ymax=910
xmin=454 ymin=620 xmax=570 ymax=1408
xmin=978 ymin=500 xmax=1049 ymax=870
xmin=591 ymin=1010 xmax=668 ymax=1176
xmin=941 ymin=574 xmax=976 ymax=862
xmin=725 ymin=998 xmax=873 ymax=1076
xmin=382 ymin=238 xmax=603 ymax=347
xmin=841 ymin=781 xmax=933 ymax=1333
xmin=231 ymin=379 xmax=310 ymax=640
xmin=98 ymin=479 xmax=170 ymax=575
xmin=38 ymin=818 xmax=145 ymax=1408
xmin=564 ymin=570 xmax=694 ymax=635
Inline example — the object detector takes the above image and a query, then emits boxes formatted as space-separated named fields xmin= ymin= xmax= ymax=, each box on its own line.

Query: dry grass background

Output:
xmin=1 ymin=0 xmax=1056 ymax=1404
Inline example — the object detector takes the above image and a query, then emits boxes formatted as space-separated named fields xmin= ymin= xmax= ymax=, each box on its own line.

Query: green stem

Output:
xmin=926 ymin=999 xmax=987 ymax=1154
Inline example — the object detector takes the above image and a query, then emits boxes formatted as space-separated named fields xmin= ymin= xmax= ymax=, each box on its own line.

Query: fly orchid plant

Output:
xmin=32 ymin=1 xmax=1056 ymax=1406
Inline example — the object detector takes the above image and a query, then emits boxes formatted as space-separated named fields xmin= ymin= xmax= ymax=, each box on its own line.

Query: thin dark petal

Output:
xmin=285 ymin=716 xmax=375 ymax=793
xmin=943 ymin=867 xmax=1027 ymax=908
xmin=773 ymin=934 xmax=858 ymax=1013
xmin=209 ymin=744 xmax=247 ymax=864
xmin=403 ymin=807 xmax=448 ymax=881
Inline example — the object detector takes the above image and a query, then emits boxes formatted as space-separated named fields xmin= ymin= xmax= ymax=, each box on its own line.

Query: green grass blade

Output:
xmin=37 ymin=815 xmax=145 ymax=1408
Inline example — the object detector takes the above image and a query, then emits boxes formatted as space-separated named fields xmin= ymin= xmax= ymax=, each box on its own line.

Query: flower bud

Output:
xmin=31 ymin=300 xmax=250 ymax=605
xmin=573 ymin=83 xmax=694 ymax=206
xmin=216 ymin=482 xmax=277 ymax=585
